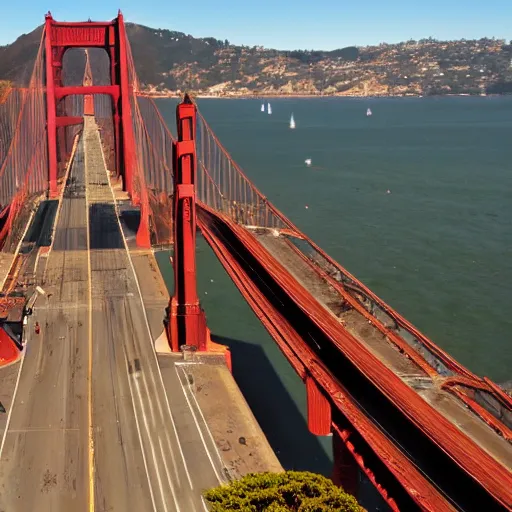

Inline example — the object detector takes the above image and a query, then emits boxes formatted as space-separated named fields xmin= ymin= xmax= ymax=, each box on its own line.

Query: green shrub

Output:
xmin=203 ymin=471 xmax=362 ymax=511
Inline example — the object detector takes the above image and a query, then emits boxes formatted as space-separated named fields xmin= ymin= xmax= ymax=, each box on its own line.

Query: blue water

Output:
xmin=154 ymin=96 xmax=512 ymax=506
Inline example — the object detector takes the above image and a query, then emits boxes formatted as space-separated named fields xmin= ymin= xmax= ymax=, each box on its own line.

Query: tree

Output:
xmin=203 ymin=471 xmax=363 ymax=512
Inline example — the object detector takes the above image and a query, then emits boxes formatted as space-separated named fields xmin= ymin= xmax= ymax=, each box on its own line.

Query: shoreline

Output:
xmin=146 ymin=92 xmax=502 ymax=100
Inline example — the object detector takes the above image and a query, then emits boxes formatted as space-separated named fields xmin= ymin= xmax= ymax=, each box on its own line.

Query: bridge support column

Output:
xmin=44 ymin=15 xmax=59 ymax=198
xmin=166 ymin=94 xmax=209 ymax=352
xmin=332 ymin=428 xmax=360 ymax=499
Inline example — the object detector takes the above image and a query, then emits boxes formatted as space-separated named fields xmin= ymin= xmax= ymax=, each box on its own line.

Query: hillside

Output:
xmin=1 ymin=23 xmax=512 ymax=96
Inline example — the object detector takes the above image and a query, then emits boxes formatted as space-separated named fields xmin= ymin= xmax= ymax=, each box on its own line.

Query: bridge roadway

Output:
xmin=0 ymin=117 xmax=223 ymax=511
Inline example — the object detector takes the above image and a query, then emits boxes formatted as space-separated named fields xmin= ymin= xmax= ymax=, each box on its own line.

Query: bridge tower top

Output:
xmin=44 ymin=13 xmax=136 ymax=198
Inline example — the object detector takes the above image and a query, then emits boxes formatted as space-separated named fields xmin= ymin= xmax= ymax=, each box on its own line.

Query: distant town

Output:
xmin=1 ymin=23 xmax=511 ymax=97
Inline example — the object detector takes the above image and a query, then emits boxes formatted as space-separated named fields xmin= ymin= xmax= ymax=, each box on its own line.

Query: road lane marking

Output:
xmin=88 ymin=119 xmax=161 ymax=511
xmin=0 ymin=349 xmax=26 ymax=459
xmin=94 ymin=122 xmax=196 ymax=490
xmin=176 ymin=366 xmax=224 ymax=483
xmin=178 ymin=365 xmax=227 ymax=480
xmin=0 ymin=137 xmax=79 ymax=458
xmin=132 ymin=373 xmax=172 ymax=512
xmin=83 ymin=122 xmax=95 ymax=512
xmin=119 ymin=338 xmax=158 ymax=512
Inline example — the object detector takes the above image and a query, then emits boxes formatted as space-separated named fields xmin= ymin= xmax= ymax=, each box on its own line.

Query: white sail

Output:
xmin=366 ymin=108 xmax=372 ymax=116
xmin=267 ymin=103 xmax=272 ymax=115
xmin=261 ymin=103 xmax=265 ymax=112
xmin=290 ymin=114 xmax=296 ymax=129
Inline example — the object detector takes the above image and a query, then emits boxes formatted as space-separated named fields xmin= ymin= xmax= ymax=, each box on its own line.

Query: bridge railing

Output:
xmin=122 ymin=31 xmax=175 ymax=245
xmin=0 ymin=30 xmax=47 ymax=214
xmin=196 ymin=112 xmax=289 ymax=231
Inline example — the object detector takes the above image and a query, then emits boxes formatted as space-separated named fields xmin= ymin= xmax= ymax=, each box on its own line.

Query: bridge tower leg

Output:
xmin=166 ymin=95 xmax=209 ymax=352
xmin=332 ymin=428 xmax=360 ymax=498
xmin=44 ymin=12 xmax=136 ymax=199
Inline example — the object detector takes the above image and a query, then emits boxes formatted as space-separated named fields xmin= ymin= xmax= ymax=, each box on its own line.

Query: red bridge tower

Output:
xmin=44 ymin=11 xmax=136 ymax=198
xmin=166 ymin=95 xmax=209 ymax=352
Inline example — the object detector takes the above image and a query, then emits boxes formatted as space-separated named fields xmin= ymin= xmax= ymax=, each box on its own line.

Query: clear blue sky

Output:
xmin=2 ymin=0 xmax=511 ymax=50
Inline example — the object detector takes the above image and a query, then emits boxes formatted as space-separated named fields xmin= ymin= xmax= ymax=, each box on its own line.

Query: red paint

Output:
xmin=0 ymin=326 xmax=19 ymax=366
xmin=117 ymin=12 xmax=136 ymax=200
xmin=167 ymin=95 xmax=208 ymax=352
xmin=44 ymin=15 xmax=58 ymax=198
xmin=44 ymin=13 xmax=137 ymax=200
xmin=333 ymin=425 xmax=399 ymax=511
xmin=306 ymin=374 xmax=331 ymax=436
xmin=197 ymin=204 xmax=512 ymax=511
xmin=196 ymin=207 xmax=451 ymax=511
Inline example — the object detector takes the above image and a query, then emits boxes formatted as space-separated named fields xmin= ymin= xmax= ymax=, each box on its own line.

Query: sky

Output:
xmin=1 ymin=0 xmax=511 ymax=50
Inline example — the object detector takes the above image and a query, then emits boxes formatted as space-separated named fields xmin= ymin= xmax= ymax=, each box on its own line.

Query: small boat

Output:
xmin=305 ymin=158 xmax=312 ymax=166
xmin=267 ymin=103 xmax=272 ymax=115
xmin=366 ymin=108 xmax=372 ymax=117
xmin=290 ymin=113 xmax=296 ymax=129
xmin=261 ymin=103 xmax=265 ymax=112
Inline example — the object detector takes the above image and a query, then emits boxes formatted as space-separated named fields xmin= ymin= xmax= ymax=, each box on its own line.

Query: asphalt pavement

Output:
xmin=0 ymin=117 xmax=223 ymax=511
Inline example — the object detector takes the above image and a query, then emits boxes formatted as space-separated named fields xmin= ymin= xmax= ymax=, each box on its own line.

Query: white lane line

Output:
xmin=94 ymin=123 xmax=195 ymax=490
xmin=175 ymin=366 xmax=223 ymax=484
xmin=0 ymin=136 xmax=80 ymax=459
xmin=85 ymin=119 xmax=156 ymax=511
xmin=87 ymin=120 xmax=179 ymax=509
xmin=0 ymin=348 xmax=26 ymax=458
xmin=178 ymin=365 xmax=227 ymax=478
xmin=132 ymin=374 xmax=171 ymax=512
xmin=131 ymin=322 xmax=182 ymax=489
xmin=121 ymin=360 xmax=158 ymax=512
xmin=84 ymin=119 xmax=96 ymax=512
xmin=132 ymin=334 xmax=182 ymax=499
xmin=158 ymin=435 xmax=182 ymax=510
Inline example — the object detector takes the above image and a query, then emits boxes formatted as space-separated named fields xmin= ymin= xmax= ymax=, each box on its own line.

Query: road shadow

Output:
xmin=212 ymin=334 xmax=332 ymax=475
xmin=89 ymin=203 xmax=124 ymax=249
xmin=24 ymin=200 xmax=58 ymax=248
xmin=118 ymin=205 xmax=140 ymax=239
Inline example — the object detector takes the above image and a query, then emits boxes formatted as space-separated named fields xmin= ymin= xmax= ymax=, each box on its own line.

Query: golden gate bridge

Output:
xmin=0 ymin=12 xmax=511 ymax=512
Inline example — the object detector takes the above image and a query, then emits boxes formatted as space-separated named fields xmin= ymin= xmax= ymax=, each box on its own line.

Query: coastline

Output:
xmin=145 ymin=92 xmax=499 ymax=100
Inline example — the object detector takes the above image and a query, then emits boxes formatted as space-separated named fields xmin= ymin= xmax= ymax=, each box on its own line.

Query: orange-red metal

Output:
xmin=196 ymin=205 xmax=452 ymax=511
xmin=306 ymin=374 xmax=331 ymax=436
xmin=0 ymin=326 xmax=19 ymax=366
xmin=197 ymin=203 xmax=512 ymax=511
xmin=331 ymin=427 xmax=363 ymax=502
xmin=333 ymin=425 xmax=399 ymax=511
xmin=167 ymin=95 xmax=208 ymax=352
xmin=44 ymin=13 xmax=136 ymax=198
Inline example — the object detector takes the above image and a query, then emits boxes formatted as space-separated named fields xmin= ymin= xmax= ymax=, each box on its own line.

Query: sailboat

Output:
xmin=366 ymin=108 xmax=372 ymax=117
xmin=289 ymin=113 xmax=296 ymax=129
xmin=267 ymin=103 xmax=272 ymax=115
xmin=261 ymin=103 xmax=265 ymax=112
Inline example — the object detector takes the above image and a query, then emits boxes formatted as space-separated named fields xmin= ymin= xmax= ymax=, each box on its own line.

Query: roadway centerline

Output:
xmin=83 ymin=121 xmax=95 ymax=512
